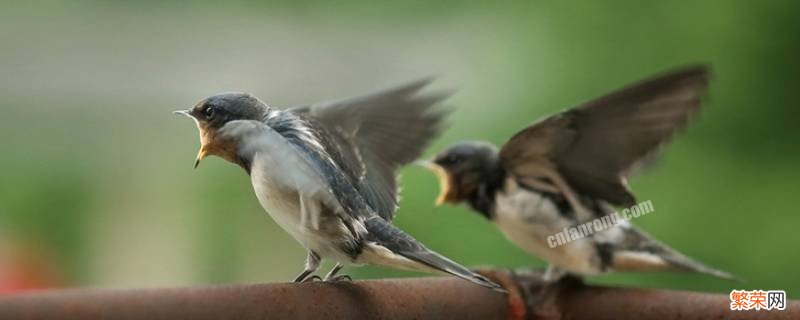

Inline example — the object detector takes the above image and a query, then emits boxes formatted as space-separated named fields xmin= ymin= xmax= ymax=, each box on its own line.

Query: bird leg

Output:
xmin=323 ymin=263 xmax=351 ymax=282
xmin=542 ymin=264 xmax=567 ymax=282
xmin=293 ymin=251 xmax=321 ymax=282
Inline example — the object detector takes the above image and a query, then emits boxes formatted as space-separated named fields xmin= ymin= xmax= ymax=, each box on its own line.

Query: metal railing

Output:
xmin=0 ymin=269 xmax=795 ymax=319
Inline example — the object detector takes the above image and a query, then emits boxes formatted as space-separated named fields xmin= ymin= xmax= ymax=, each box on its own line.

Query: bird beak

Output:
xmin=195 ymin=147 xmax=208 ymax=169
xmin=174 ymin=109 xmax=207 ymax=169
xmin=173 ymin=109 xmax=193 ymax=118
xmin=415 ymin=160 xmax=454 ymax=206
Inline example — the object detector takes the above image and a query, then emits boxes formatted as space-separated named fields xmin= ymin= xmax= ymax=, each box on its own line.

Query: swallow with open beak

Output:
xmin=420 ymin=66 xmax=733 ymax=280
xmin=175 ymin=79 xmax=503 ymax=291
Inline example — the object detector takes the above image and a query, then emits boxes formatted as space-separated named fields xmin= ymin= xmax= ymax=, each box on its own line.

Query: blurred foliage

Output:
xmin=0 ymin=0 xmax=797 ymax=296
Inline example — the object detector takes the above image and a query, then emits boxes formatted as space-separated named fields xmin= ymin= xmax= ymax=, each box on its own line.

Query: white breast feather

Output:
xmin=493 ymin=178 xmax=603 ymax=274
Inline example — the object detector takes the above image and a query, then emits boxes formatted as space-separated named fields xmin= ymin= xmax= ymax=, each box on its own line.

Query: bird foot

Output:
xmin=541 ymin=266 xmax=567 ymax=283
xmin=324 ymin=274 xmax=352 ymax=282
xmin=301 ymin=275 xmax=322 ymax=283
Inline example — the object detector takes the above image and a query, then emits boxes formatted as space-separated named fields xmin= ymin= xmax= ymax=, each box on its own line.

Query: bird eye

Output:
xmin=446 ymin=155 xmax=460 ymax=164
xmin=204 ymin=106 xmax=215 ymax=119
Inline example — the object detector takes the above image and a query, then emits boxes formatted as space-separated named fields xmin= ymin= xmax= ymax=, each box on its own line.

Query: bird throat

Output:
xmin=196 ymin=125 xmax=242 ymax=170
xmin=429 ymin=164 xmax=458 ymax=206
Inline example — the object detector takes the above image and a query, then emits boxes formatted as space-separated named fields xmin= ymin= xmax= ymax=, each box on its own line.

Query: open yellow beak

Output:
xmin=195 ymin=147 xmax=209 ymax=169
xmin=174 ymin=109 xmax=208 ymax=169
xmin=416 ymin=160 xmax=455 ymax=206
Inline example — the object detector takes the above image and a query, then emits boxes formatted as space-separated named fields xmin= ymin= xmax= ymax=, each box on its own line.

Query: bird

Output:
xmin=418 ymin=66 xmax=734 ymax=281
xmin=174 ymin=78 xmax=504 ymax=291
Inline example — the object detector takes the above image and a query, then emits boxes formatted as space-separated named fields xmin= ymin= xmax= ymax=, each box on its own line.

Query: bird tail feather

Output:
xmin=612 ymin=225 xmax=739 ymax=281
xmin=362 ymin=216 xmax=505 ymax=292
xmin=660 ymin=254 xmax=740 ymax=281
xmin=398 ymin=250 xmax=506 ymax=292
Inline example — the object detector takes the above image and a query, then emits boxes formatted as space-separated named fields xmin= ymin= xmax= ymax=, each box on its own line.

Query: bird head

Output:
xmin=174 ymin=92 xmax=268 ymax=168
xmin=418 ymin=141 xmax=499 ymax=206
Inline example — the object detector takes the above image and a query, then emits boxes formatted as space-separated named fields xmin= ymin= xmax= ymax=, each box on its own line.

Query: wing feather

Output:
xmin=291 ymin=78 xmax=450 ymax=220
xmin=500 ymin=66 xmax=710 ymax=207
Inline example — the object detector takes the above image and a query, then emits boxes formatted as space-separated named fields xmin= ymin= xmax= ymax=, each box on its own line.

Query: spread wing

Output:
xmin=499 ymin=65 xmax=710 ymax=207
xmin=290 ymin=78 xmax=450 ymax=220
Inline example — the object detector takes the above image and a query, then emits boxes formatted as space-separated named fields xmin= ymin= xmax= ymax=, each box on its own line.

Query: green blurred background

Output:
xmin=0 ymin=1 xmax=797 ymax=296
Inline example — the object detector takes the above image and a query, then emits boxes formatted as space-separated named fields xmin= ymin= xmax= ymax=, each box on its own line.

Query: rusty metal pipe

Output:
xmin=559 ymin=286 xmax=798 ymax=320
xmin=0 ymin=278 xmax=509 ymax=320
xmin=485 ymin=269 xmax=799 ymax=320
xmin=0 ymin=271 xmax=796 ymax=320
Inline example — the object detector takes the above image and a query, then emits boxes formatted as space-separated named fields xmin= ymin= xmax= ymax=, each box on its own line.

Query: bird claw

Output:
xmin=302 ymin=275 xmax=322 ymax=283
xmin=542 ymin=266 xmax=567 ymax=282
xmin=324 ymin=274 xmax=352 ymax=282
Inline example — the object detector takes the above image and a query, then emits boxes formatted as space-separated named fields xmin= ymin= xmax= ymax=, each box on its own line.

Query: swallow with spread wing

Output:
xmin=175 ymin=79 xmax=503 ymax=291
xmin=420 ymin=66 xmax=733 ymax=280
